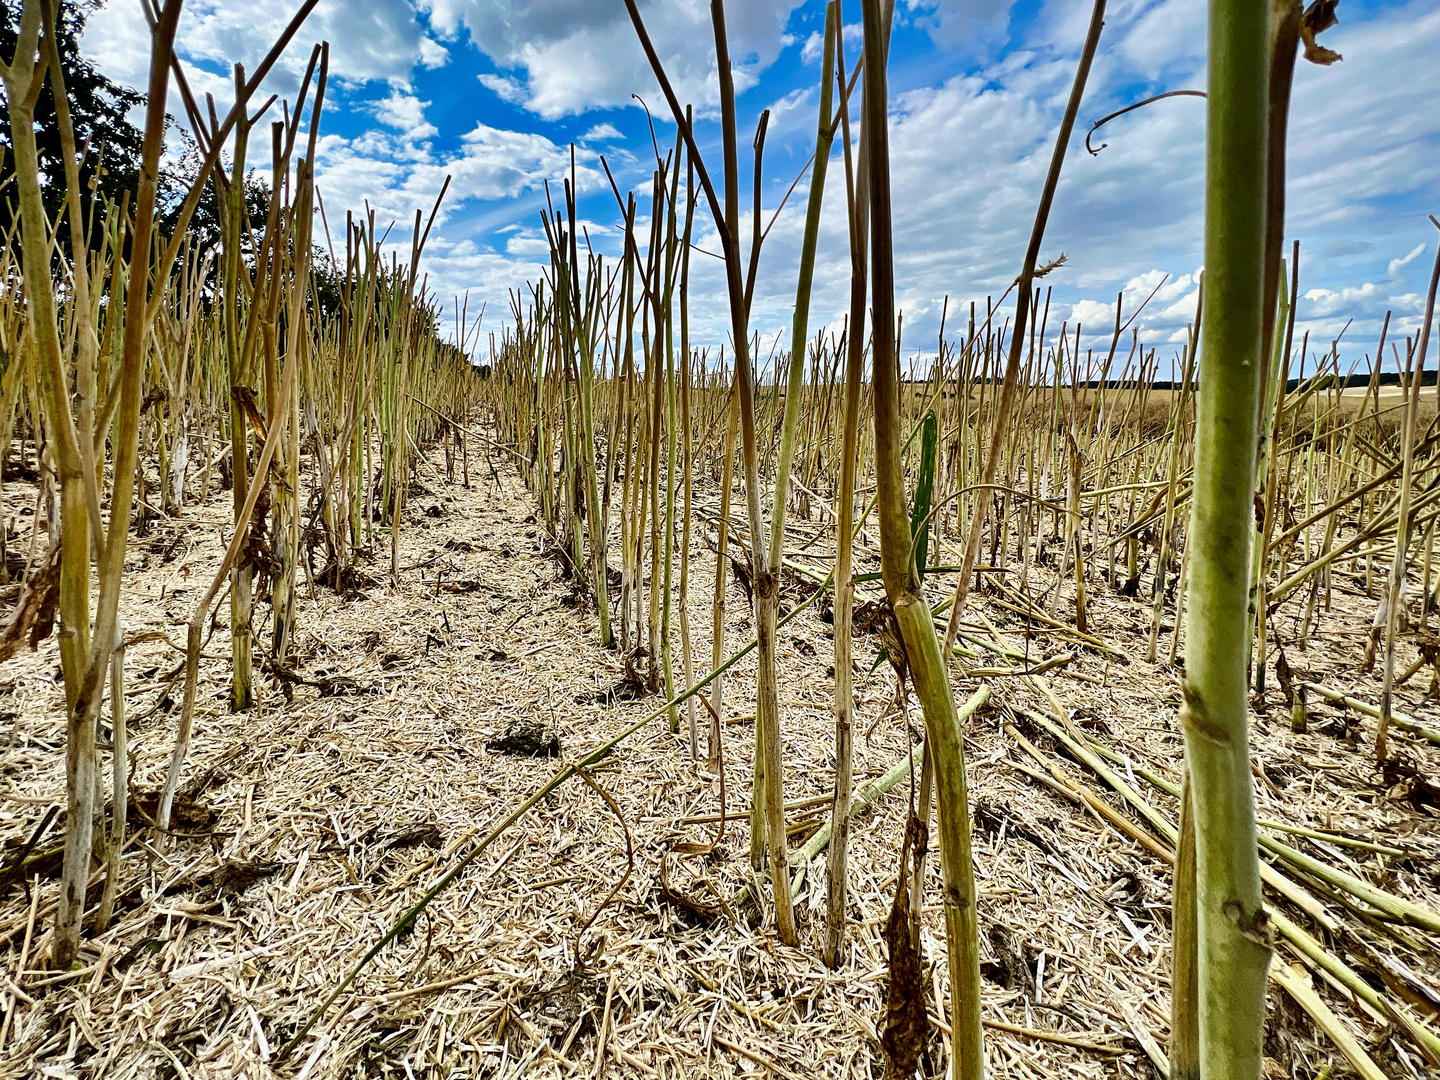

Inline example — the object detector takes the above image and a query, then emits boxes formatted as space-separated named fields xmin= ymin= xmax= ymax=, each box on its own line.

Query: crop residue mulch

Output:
xmin=2 ymin=430 xmax=1438 ymax=1079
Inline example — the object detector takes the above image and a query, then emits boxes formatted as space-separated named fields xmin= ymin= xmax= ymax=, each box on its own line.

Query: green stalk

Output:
xmin=568 ymin=184 xmax=613 ymax=649
xmin=709 ymin=376 xmax=739 ymax=769
xmin=625 ymin=0 xmax=792 ymax=931
xmin=644 ymin=174 xmax=666 ymax=688
xmin=1181 ymin=0 xmax=1272 ymax=1071
xmin=677 ymin=171 xmax=699 ymax=754
xmin=2 ymin=0 xmax=94 ymax=967
xmin=905 ymin=408 xmax=940 ymax=944
xmin=826 ymin=0 xmax=866 ymax=968
xmin=861 ymin=0 xmax=984 ymax=1070
xmin=1146 ymin=333 xmax=1198 ymax=662
xmin=617 ymin=213 xmax=638 ymax=652
xmin=224 ymin=107 xmax=256 ymax=704
xmin=661 ymin=148 xmax=685 ymax=733
xmin=557 ymin=294 xmax=584 ymax=575
xmin=910 ymin=410 xmax=938 ymax=580
xmin=752 ymin=0 xmax=838 ymax=946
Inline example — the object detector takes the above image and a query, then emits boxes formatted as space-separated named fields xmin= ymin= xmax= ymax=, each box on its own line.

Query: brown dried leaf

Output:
xmin=230 ymin=384 xmax=270 ymax=440
xmin=1275 ymin=648 xmax=1294 ymax=706
xmin=881 ymin=824 xmax=928 ymax=1076
xmin=0 ymin=541 xmax=61 ymax=664
xmin=1300 ymin=0 xmax=1342 ymax=64
xmin=658 ymin=850 xmax=722 ymax=927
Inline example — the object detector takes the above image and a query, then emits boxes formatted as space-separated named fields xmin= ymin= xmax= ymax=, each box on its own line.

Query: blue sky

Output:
xmin=85 ymin=0 xmax=1440 ymax=372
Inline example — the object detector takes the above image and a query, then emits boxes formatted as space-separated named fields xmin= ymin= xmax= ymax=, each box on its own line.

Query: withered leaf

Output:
xmin=881 ymin=815 xmax=928 ymax=1076
xmin=0 ymin=541 xmax=61 ymax=664
xmin=1300 ymin=0 xmax=1342 ymax=65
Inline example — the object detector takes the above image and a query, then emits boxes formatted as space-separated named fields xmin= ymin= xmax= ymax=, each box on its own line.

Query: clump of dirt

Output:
xmin=527 ymin=971 xmax=606 ymax=1041
xmin=1381 ymin=755 xmax=1440 ymax=810
xmin=486 ymin=718 xmax=561 ymax=757
xmin=210 ymin=859 xmax=284 ymax=895
xmin=378 ymin=823 xmax=444 ymax=851
xmin=441 ymin=577 xmax=487 ymax=594
xmin=130 ymin=790 xmax=219 ymax=834
xmin=983 ymin=922 xmax=1036 ymax=993
xmin=317 ymin=560 xmax=378 ymax=598
xmin=575 ymin=655 xmax=652 ymax=705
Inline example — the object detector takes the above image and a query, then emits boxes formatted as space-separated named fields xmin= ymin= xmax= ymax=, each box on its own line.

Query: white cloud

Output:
xmin=1069 ymin=298 xmax=1116 ymax=328
xmin=85 ymin=0 xmax=437 ymax=102
xmin=1114 ymin=0 xmax=1207 ymax=78
xmin=800 ymin=22 xmax=862 ymax=63
xmin=1303 ymin=283 xmax=1382 ymax=318
xmin=419 ymin=0 xmax=806 ymax=118
xmin=505 ymin=233 xmax=552 ymax=256
xmin=419 ymin=37 xmax=451 ymax=69
xmin=907 ymin=0 xmax=1021 ymax=52
xmin=1387 ymin=293 xmax=1427 ymax=316
xmin=1388 ymin=243 xmax=1427 ymax=280
xmin=307 ymin=119 xmax=609 ymax=314
xmin=765 ymin=87 xmax=813 ymax=133
xmin=478 ymin=74 xmax=529 ymax=105
xmin=372 ymin=89 xmax=438 ymax=140
xmin=582 ymin=123 xmax=624 ymax=142
xmin=314 ymin=123 xmax=601 ymax=227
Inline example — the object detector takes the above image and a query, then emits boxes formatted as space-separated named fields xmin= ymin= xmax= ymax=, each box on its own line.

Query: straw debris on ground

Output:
xmin=3 ymin=428 xmax=1437 ymax=1079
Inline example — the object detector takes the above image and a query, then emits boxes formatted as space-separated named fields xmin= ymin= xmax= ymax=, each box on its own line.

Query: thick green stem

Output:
xmin=1181 ymin=0 xmax=1273 ymax=1072
xmin=2 ymin=1 xmax=95 ymax=969
xmin=861 ymin=0 xmax=983 ymax=1070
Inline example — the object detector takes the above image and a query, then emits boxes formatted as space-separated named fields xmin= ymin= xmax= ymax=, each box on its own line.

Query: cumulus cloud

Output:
xmin=478 ymin=74 xmax=529 ymax=105
xmin=371 ymin=89 xmax=438 ymax=140
xmin=1113 ymin=0 xmax=1207 ymax=78
xmin=419 ymin=37 xmax=451 ymax=69
xmin=1303 ymin=283 xmax=1382 ymax=318
xmin=800 ymin=22 xmax=862 ymax=63
xmin=85 ymin=0 xmax=438 ymax=104
xmin=582 ymin=123 xmax=624 ymax=142
xmin=421 ymin=0 xmax=806 ymax=118
xmin=1068 ymin=297 xmax=1117 ymax=328
xmin=907 ymin=0 xmax=1021 ymax=52
xmin=504 ymin=231 xmax=552 ymax=256
xmin=314 ymin=124 xmax=600 ymax=228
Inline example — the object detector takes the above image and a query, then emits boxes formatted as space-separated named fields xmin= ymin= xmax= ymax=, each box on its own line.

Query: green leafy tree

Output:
xmin=156 ymin=133 xmax=270 ymax=253
xmin=0 ymin=0 xmax=145 ymax=253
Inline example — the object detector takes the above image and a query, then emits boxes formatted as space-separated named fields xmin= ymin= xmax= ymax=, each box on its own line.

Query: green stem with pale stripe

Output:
xmin=1182 ymin=0 xmax=1273 ymax=1072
